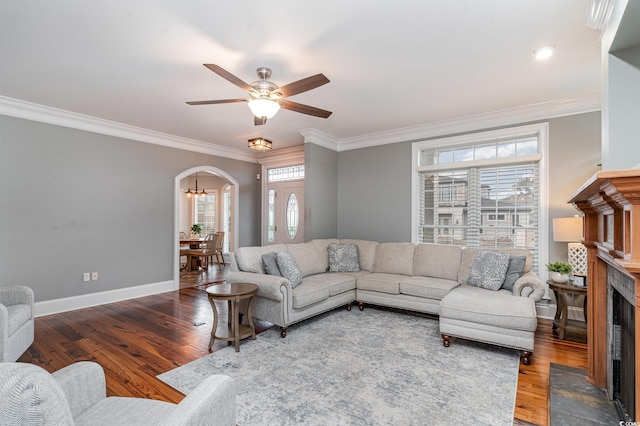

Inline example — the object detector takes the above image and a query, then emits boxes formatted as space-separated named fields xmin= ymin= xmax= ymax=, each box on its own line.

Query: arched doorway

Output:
xmin=173 ymin=166 xmax=239 ymax=290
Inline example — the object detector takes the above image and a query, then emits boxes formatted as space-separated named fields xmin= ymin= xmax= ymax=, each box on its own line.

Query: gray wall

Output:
xmin=0 ymin=115 xmax=261 ymax=302
xmin=334 ymin=112 xmax=601 ymax=265
xmin=605 ymin=46 xmax=640 ymax=169
xmin=337 ymin=142 xmax=412 ymax=242
xmin=547 ymin=112 xmax=602 ymax=264
xmin=304 ymin=143 xmax=338 ymax=240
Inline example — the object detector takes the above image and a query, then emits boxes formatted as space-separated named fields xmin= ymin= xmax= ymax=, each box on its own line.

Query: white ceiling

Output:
xmin=0 ymin=1 xmax=602 ymax=154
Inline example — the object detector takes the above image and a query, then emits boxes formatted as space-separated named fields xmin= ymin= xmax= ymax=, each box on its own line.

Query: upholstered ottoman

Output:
xmin=439 ymin=285 xmax=537 ymax=364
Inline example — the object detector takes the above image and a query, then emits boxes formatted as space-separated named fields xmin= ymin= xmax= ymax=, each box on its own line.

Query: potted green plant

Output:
xmin=546 ymin=261 xmax=572 ymax=283
xmin=190 ymin=223 xmax=202 ymax=238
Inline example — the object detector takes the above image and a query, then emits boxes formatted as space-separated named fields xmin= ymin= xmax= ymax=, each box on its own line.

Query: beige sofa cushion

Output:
xmin=287 ymin=242 xmax=327 ymax=277
xmin=458 ymin=247 xmax=533 ymax=285
xmin=302 ymin=273 xmax=357 ymax=297
xmin=235 ymin=244 xmax=287 ymax=273
xmin=440 ymin=285 xmax=537 ymax=331
xmin=413 ymin=244 xmax=462 ymax=281
xmin=357 ymin=273 xmax=403 ymax=294
xmin=372 ymin=242 xmax=416 ymax=275
xmin=311 ymin=239 xmax=341 ymax=272
xmin=340 ymin=239 xmax=378 ymax=272
xmin=292 ymin=281 xmax=330 ymax=309
xmin=399 ymin=276 xmax=460 ymax=301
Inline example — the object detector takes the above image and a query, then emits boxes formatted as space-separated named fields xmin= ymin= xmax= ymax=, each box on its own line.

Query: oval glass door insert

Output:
xmin=286 ymin=193 xmax=299 ymax=240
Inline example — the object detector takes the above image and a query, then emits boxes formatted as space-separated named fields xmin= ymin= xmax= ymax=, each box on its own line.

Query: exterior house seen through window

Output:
xmin=412 ymin=123 xmax=547 ymax=273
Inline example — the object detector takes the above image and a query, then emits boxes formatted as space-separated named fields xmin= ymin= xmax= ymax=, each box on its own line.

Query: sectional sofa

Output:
xmin=226 ymin=239 xmax=545 ymax=364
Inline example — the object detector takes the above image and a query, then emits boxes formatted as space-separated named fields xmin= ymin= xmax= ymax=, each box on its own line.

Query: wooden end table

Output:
xmin=206 ymin=283 xmax=258 ymax=352
xmin=547 ymin=280 xmax=587 ymax=341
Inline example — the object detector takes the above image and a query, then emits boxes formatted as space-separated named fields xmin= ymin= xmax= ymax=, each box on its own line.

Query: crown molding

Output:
xmin=327 ymin=93 xmax=601 ymax=152
xmin=0 ymin=96 xmax=257 ymax=163
xmin=299 ymin=128 xmax=340 ymax=151
xmin=2 ymin=93 xmax=601 ymax=159
xmin=255 ymin=145 xmax=305 ymax=167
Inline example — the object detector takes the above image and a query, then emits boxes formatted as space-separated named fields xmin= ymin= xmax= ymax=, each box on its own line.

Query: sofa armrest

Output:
xmin=163 ymin=375 xmax=236 ymax=426
xmin=226 ymin=271 xmax=291 ymax=301
xmin=53 ymin=361 xmax=106 ymax=418
xmin=512 ymin=271 xmax=545 ymax=301
xmin=0 ymin=286 xmax=34 ymax=308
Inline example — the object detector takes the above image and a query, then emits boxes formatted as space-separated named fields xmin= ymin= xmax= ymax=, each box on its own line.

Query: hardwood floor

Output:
xmin=19 ymin=277 xmax=588 ymax=425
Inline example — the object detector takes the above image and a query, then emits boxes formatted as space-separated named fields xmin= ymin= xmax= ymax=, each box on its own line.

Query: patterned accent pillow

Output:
xmin=262 ymin=252 xmax=282 ymax=276
xmin=501 ymin=255 xmax=527 ymax=291
xmin=328 ymin=243 xmax=360 ymax=272
xmin=467 ymin=251 xmax=510 ymax=291
xmin=276 ymin=251 xmax=303 ymax=288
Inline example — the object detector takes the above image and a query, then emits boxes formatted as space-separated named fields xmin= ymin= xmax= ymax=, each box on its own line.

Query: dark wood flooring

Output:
xmin=19 ymin=271 xmax=588 ymax=425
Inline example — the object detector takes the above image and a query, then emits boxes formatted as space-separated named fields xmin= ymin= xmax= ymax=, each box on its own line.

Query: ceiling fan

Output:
xmin=187 ymin=64 xmax=332 ymax=126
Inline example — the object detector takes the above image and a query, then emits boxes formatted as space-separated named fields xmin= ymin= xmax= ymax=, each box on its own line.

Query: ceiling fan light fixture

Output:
xmin=248 ymin=98 xmax=280 ymax=119
xmin=248 ymin=137 xmax=272 ymax=151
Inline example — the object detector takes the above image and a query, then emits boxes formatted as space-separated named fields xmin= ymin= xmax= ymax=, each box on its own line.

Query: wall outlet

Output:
xmin=83 ymin=272 xmax=90 ymax=282
xmin=91 ymin=272 xmax=98 ymax=281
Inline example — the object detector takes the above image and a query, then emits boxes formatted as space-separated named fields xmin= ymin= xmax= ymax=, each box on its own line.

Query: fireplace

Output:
xmin=568 ymin=169 xmax=640 ymax=421
xmin=610 ymin=265 xmax=636 ymax=420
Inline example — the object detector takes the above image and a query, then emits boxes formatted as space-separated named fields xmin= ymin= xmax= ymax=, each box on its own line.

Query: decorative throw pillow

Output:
xmin=262 ymin=252 xmax=282 ymax=276
xmin=276 ymin=251 xmax=303 ymax=288
xmin=467 ymin=251 xmax=510 ymax=291
xmin=328 ymin=243 xmax=360 ymax=272
xmin=501 ymin=255 xmax=527 ymax=291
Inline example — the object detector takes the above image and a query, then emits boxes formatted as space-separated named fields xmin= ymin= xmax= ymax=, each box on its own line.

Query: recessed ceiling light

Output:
xmin=532 ymin=44 xmax=557 ymax=61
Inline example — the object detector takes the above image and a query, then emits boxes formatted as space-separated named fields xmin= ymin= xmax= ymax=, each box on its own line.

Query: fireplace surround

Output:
xmin=569 ymin=169 xmax=640 ymax=420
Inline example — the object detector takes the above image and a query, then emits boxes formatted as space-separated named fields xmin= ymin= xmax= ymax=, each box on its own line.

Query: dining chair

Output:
xmin=214 ymin=231 xmax=226 ymax=267
xmin=179 ymin=232 xmax=190 ymax=269
xmin=186 ymin=234 xmax=216 ymax=271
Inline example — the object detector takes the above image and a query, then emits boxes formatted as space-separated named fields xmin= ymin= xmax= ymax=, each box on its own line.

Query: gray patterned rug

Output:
xmin=158 ymin=307 xmax=519 ymax=425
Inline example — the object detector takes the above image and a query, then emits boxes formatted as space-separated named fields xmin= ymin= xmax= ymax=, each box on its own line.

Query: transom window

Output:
xmin=267 ymin=165 xmax=305 ymax=182
xmin=412 ymin=123 xmax=548 ymax=273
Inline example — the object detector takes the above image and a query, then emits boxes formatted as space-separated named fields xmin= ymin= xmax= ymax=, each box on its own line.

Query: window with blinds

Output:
xmin=413 ymin=124 xmax=546 ymax=273
xmin=195 ymin=192 xmax=217 ymax=236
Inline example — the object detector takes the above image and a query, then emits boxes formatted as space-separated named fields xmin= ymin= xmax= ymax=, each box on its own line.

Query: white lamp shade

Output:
xmin=553 ymin=217 xmax=583 ymax=242
xmin=248 ymin=99 xmax=280 ymax=119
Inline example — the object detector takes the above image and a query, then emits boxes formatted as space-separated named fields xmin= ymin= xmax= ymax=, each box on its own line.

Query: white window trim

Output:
xmin=411 ymin=122 xmax=549 ymax=276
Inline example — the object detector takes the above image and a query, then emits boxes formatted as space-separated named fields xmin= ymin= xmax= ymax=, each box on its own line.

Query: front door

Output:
xmin=266 ymin=181 xmax=304 ymax=244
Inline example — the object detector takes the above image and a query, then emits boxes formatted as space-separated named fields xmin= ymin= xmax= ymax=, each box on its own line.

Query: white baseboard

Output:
xmin=536 ymin=300 xmax=556 ymax=319
xmin=34 ymin=280 xmax=175 ymax=317
xmin=535 ymin=300 xmax=586 ymax=321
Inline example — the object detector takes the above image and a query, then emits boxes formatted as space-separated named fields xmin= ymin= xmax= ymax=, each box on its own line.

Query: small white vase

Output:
xmin=550 ymin=272 xmax=569 ymax=283
xmin=191 ymin=233 xmax=199 ymax=239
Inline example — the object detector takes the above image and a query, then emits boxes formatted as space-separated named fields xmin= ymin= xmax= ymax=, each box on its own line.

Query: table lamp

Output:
xmin=552 ymin=216 xmax=587 ymax=275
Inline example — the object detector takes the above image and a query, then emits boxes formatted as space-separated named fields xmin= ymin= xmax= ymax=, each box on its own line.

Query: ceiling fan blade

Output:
xmin=280 ymin=100 xmax=332 ymax=118
xmin=203 ymin=64 xmax=254 ymax=92
xmin=254 ymin=116 xmax=267 ymax=126
xmin=186 ymin=98 xmax=247 ymax=105
xmin=275 ymin=74 xmax=330 ymax=97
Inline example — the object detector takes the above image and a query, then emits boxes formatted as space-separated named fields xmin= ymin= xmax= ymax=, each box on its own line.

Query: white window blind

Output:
xmin=414 ymin=125 xmax=545 ymax=273
xmin=195 ymin=192 xmax=217 ymax=236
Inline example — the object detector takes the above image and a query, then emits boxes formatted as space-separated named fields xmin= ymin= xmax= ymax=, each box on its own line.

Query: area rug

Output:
xmin=158 ymin=307 xmax=519 ymax=425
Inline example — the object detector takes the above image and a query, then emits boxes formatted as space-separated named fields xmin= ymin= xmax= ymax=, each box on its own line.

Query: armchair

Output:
xmin=0 ymin=361 xmax=236 ymax=426
xmin=0 ymin=285 xmax=34 ymax=362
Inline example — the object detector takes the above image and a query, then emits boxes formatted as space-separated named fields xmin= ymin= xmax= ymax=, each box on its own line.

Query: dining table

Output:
xmin=180 ymin=238 xmax=204 ymax=270
xmin=180 ymin=238 xmax=204 ymax=249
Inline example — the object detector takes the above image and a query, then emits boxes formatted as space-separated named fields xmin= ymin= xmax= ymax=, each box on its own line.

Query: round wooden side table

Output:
xmin=206 ymin=283 xmax=258 ymax=352
xmin=547 ymin=280 xmax=587 ymax=341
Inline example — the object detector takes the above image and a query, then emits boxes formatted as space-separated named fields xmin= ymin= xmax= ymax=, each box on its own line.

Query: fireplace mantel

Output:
xmin=568 ymin=168 xmax=640 ymax=417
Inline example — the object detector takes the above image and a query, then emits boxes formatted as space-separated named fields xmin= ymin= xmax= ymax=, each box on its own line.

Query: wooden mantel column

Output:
xmin=568 ymin=169 xmax=640 ymax=410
